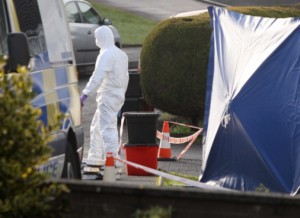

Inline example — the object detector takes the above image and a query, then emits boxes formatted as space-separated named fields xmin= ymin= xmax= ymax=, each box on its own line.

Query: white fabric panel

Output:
xmin=202 ymin=7 xmax=300 ymax=169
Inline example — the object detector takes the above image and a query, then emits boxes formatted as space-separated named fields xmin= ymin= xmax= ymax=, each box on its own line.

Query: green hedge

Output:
xmin=140 ymin=4 xmax=300 ymax=123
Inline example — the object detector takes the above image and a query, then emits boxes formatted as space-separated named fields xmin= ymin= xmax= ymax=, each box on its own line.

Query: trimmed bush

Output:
xmin=140 ymin=13 xmax=211 ymax=124
xmin=0 ymin=62 xmax=69 ymax=217
xmin=140 ymin=4 xmax=300 ymax=124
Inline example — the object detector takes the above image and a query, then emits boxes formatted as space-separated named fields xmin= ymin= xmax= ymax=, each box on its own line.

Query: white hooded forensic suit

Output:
xmin=82 ymin=26 xmax=129 ymax=166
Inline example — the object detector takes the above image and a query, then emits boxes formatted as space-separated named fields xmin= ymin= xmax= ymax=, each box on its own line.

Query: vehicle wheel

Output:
xmin=62 ymin=142 xmax=81 ymax=179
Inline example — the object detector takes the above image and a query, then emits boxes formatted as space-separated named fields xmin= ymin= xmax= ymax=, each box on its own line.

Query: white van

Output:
xmin=0 ymin=0 xmax=84 ymax=179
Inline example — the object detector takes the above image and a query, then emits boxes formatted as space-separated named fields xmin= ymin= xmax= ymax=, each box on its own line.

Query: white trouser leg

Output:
xmin=100 ymin=101 xmax=120 ymax=157
xmin=86 ymin=107 xmax=105 ymax=165
xmin=99 ymin=93 xmax=124 ymax=158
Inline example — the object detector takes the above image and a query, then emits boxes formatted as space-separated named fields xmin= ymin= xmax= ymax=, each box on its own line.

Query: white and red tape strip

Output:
xmin=115 ymin=157 xmax=233 ymax=192
xmin=156 ymin=121 xmax=203 ymax=160
xmin=116 ymin=116 xmax=233 ymax=191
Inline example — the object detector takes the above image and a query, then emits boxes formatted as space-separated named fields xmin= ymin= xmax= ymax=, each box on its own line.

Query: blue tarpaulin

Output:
xmin=200 ymin=6 xmax=300 ymax=195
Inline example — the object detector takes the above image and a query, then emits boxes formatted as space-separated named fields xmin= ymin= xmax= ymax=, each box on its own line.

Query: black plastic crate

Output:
xmin=121 ymin=98 xmax=142 ymax=114
xmin=125 ymin=73 xmax=142 ymax=98
xmin=123 ymin=112 xmax=160 ymax=144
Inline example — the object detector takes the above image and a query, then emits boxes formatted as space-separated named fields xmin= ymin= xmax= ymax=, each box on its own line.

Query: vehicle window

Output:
xmin=38 ymin=0 xmax=73 ymax=65
xmin=65 ymin=2 xmax=81 ymax=23
xmin=0 ymin=1 xmax=9 ymax=56
xmin=77 ymin=2 xmax=101 ymax=24
xmin=13 ymin=0 xmax=47 ymax=58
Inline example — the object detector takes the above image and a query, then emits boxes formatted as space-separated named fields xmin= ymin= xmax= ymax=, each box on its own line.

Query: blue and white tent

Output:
xmin=200 ymin=6 xmax=300 ymax=195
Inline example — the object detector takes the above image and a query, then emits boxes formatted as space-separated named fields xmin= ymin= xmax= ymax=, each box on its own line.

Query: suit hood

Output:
xmin=94 ymin=26 xmax=114 ymax=49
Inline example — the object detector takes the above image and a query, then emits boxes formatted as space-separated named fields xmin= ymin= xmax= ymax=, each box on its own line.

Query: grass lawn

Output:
xmin=89 ymin=1 xmax=158 ymax=45
xmin=157 ymin=171 xmax=198 ymax=187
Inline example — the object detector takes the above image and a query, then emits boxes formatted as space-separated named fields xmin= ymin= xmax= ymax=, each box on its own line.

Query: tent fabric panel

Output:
xmin=201 ymin=33 xmax=215 ymax=173
xmin=200 ymin=112 xmax=285 ymax=192
xmin=201 ymin=6 xmax=300 ymax=194
xmin=202 ymin=7 xmax=300 ymax=168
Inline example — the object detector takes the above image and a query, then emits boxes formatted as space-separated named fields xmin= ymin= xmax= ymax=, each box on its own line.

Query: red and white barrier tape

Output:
xmin=118 ymin=115 xmax=202 ymax=159
xmin=157 ymin=121 xmax=203 ymax=160
xmin=115 ymin=157 xmax=233 ymax=192
xmin=116 ymin=116 xmax=231 ymax=191
xmin=156 ymin=130 xmax=201 ymax=144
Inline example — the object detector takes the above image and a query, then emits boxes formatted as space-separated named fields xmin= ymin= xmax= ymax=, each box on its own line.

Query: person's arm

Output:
xmin=82 ymin=51 xmax=113 ymax=96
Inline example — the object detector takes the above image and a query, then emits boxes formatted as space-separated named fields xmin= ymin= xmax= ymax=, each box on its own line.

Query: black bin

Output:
xmin=125 ymin=73 xmax=142 ymax=98
xmin=121 ymin=98 xmax=141 ymax=114
xmin=123 ymin=112 xmax=160 ymax=144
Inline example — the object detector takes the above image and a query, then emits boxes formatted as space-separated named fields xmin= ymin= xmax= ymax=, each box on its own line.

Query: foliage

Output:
xmin=158 ymin=113 xmax=194 ymax=134
xmin=157 ymin=113 xmax=203 ymax=144
xmin=133 ymin=206 xmax=172 ymax=218
xmin=255 ymin=184 xmax=270 ymax=193
xmin=157 ymin=171 xmax=198 ymax=187
xmin=229 ymin=4 xmax=300 ymax=17
xmin=140 ymin=13 xmax=211 ymax=122
xmin=0 ymin=62 xmax=69 ymax=217
xmin=140 ymin=4 xmax=300 ymax=123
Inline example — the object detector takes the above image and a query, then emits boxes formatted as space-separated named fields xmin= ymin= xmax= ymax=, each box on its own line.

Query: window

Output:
xmin=65 ymin=2 xmax=81 ymax=23
xmin=0 ymin=1 xmax=9 ymax=56
xmin=13 ymin=0 xmax=47 ymax=57
xmin=38 ymin=0 xmax=73 ymax=65
xmin=78 ymin=2 xmax=101 ymax=24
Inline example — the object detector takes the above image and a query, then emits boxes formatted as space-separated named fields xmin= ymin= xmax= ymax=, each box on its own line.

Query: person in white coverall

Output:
xmin=80 ymin=26 xmax=129 ymax=166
